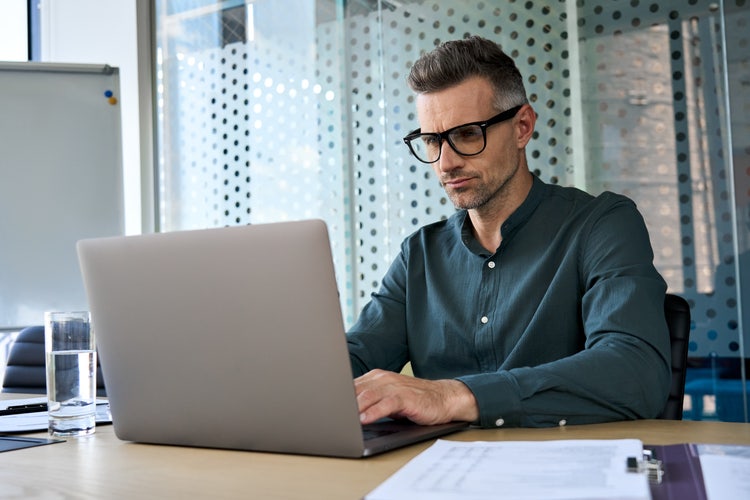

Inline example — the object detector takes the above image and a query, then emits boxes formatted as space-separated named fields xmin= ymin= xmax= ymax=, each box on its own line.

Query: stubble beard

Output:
xmin=443 ymin=162 xmax=520 ymax=212
xmin=446 ymin=183 xmax=497 ymax=211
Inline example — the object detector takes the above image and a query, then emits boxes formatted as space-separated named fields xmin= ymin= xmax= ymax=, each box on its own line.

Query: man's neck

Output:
xmin=468 ymin=170 xmax=534 ymax=253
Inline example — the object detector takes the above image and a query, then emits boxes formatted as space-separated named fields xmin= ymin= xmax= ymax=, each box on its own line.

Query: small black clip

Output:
xmin=0 ymin=403 xmax=48 ymax=416
xmin=626 ymin=449 xmax=664 ymax=484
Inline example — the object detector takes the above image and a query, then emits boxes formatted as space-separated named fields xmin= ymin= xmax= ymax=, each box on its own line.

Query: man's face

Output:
xmin=415 ymin=76 xmax=528 ymax=213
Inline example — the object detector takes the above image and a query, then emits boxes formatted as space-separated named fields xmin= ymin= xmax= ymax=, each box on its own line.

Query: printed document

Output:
xmin=365 ymin=438 xmax=650 ymax=500
xmin=697 ymin=444 xmax=750 ymax=500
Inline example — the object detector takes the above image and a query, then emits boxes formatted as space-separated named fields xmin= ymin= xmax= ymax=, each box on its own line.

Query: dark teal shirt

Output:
xmin=347 ymin=176 xmax=671 ymax=428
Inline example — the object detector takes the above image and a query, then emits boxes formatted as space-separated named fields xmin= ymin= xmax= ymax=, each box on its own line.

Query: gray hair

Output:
xmin=407 ymin=36 xmax=528 ymax=112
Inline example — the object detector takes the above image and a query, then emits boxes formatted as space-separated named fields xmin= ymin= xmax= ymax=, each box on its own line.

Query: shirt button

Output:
xmin=481 ymin=316 xmax=489 ymax=324
xmin=487 ymin=261 xmax=496 ymax=269
xmin=558 ymin=419 xmax=567 ymax=427
xmin=495 ymin=418 xmax=505 ymax=427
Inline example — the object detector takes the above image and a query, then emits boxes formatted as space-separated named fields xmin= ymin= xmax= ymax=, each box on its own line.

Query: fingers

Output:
xmin=354 ymin=370 xmax=478 ymax=426
xmin=355 ymin=370 xmax=406 ymax=424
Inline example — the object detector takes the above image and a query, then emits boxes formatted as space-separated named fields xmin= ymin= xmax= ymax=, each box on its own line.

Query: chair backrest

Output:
xmin=656 ymin=293 xmax=691 ymax=420
xmin=2 ymin=325 xmax=106 ymax=396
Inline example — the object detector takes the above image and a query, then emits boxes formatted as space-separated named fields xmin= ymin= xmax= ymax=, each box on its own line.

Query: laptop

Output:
xmin=76 ymin=219 xmax=467 ymax=457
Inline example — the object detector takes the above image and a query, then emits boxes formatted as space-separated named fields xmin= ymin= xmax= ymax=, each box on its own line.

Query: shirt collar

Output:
xmin=501 ymin=175 xmax=547 ymax=237
xmin=457 ymin=175 xmax=548 ymax=255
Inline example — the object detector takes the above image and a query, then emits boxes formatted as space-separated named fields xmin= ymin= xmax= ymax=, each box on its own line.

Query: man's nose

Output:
xmin=436 ymin=140 xmax=461 ymax=172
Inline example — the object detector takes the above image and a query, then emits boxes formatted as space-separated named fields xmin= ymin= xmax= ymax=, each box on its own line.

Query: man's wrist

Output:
xmin=445 ymin=379 xmax=479 ymax=422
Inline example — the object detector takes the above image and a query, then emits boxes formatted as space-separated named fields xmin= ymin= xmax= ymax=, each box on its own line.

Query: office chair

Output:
xmin=656 ymin=294 xmax=691 ymax=420
xmin=1 ymin=325 xmax=107 ymax=396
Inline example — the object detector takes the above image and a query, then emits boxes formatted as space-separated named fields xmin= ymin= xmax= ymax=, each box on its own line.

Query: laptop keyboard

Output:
xmin=362 ymin=427 xmax=398 ymax=441
xmin=362 ymin=426 xmax=399 ymax=441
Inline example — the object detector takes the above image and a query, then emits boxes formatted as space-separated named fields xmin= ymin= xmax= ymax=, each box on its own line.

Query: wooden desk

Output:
xmin=2 ymin=417 xmax=749 ymax=499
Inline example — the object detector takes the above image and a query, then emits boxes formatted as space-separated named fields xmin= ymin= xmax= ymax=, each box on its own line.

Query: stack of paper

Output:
xmin=366 ymin=439 xmax=650 ymax=500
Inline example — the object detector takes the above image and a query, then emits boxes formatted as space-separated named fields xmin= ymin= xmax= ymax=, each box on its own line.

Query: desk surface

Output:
xmin=2 ymin=402 xmax=749 ymax=499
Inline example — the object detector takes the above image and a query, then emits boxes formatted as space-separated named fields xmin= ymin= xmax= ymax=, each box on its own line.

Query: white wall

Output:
xmin=0 ymin=0 xmax=28 ymax=61
xmin=39 ymin=0 xmax=143 ymax=234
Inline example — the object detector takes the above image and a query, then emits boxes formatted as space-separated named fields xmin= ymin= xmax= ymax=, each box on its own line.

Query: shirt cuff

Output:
xmin=456 ymin=371 xmax=523 ymax=428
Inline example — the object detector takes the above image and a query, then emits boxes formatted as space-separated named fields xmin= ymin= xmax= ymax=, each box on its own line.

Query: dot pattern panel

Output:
xmin=163 ymin=39 xmax=337 ymax=228
xmin=576 ymin=0 xmax=750 ymax=357
xmin=157 ymin=3 xmax=353 ymax=319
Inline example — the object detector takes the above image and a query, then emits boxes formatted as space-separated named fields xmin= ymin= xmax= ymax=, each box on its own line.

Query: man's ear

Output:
xmin=515 ymin=104 xmax=536 ymax=149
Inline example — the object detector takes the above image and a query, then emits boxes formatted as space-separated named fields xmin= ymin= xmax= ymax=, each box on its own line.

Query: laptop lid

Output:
xmin=77 ymin=220 xmax=465 ymax=458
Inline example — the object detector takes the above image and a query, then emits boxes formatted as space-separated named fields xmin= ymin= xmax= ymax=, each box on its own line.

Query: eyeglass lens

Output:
xmin=410 ymin=125 xmax=485 ymax=163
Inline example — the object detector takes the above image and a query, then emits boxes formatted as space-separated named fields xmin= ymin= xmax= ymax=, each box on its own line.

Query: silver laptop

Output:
xmin=77 ymin=219 xmax=466 ymax=457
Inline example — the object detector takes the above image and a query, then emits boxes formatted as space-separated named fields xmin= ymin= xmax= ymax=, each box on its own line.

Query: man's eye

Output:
xmin=451 ymin=126 xmax=483 ymax=141
xmin=421 ymin=135 xmax=440 ymax=147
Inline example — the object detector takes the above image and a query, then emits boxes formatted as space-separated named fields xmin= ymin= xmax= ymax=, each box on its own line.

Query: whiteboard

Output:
xmin=0 ymin=62 xmax=124 ymax=329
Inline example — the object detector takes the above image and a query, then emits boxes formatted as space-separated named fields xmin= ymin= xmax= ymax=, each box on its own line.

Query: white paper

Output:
xmin=697 ymin=444 xmax=750 ymax=500
xmin=0 ymin=397 xmax=49 ymax=432
xmin=366 ymin=439 xmax=650 ymax=500
xmin=0 ymin=397 xmax=111 ymax=433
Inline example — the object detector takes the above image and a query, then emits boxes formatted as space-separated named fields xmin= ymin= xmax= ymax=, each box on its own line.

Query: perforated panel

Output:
xmin=576 ymin=0 xmax=749 ymax=357
xmin=157 ymin=1 xmax=353 ymax=318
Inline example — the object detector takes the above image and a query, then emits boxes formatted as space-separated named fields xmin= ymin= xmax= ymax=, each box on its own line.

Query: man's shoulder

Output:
xmin=543 ymin=182 xmax=636 ymax=212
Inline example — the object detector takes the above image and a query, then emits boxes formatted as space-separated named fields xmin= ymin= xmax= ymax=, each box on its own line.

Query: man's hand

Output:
xmin=354 ymin=369 xmax=479 ymax=425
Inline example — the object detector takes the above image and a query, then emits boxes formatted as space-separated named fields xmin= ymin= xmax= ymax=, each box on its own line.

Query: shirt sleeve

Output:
xmin=347 ymin=249 xmax=410 ymax=377
xmin=457 ymin=196 xmax=672 ymax=428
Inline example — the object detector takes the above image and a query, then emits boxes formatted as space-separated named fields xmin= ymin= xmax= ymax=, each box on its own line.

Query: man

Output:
xmin=347 ymin=36 xmax=671 ymax=428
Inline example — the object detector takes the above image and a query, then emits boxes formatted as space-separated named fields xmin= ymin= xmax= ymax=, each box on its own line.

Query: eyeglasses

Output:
xmin=403 ymin=105 xmax=523 ymax=164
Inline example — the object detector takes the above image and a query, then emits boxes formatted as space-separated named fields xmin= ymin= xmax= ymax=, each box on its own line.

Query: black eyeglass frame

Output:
xmin=402 ymin=105 xmax=524 ymax=164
